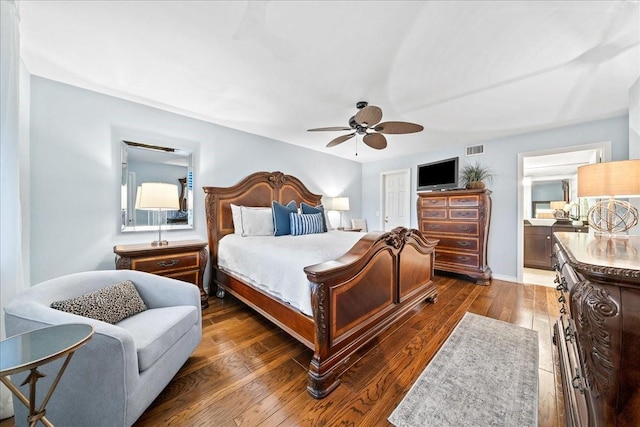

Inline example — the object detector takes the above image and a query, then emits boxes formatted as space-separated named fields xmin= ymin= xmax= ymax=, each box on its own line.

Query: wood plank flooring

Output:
xmin=0 ymin=275 xmax=565 ymax=426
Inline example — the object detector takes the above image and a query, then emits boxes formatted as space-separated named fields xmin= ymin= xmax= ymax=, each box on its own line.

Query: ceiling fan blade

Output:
xmin=374 ymin=121 xmax=424 ymax=134
xmin=326 ymin=133 xmax=355 ymax=147
xmin=354 ymin=105 xmax=383 ymax=127
xmin=363 ymin=133 xmax=387 ymax=150
xmin=308 ymin=126 xmax=352 ymax=132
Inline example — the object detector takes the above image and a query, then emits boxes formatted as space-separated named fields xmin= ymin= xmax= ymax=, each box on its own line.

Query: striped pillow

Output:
xmin=290 ymin=212 xmax=324 ymax=236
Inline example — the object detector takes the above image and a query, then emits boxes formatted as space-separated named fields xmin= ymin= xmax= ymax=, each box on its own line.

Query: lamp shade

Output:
xmin=137 ymin=182 xmax=180 ymax=210
xmin=578 ymin=160 xmax=640 ymax=198
xmin=331 ymin=197 xmax=350 ymax=211
xmin=549 ymin=201 xmax=566 ymax=210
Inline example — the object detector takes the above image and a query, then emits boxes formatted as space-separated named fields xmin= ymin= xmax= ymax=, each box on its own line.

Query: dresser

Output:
xmin=114 ymin=240 xmax=209 ymax=308
xmin=552 ymin=232 xmax=640 ymax=426
xmin=417 ymin=189 xmax=491 ymax=284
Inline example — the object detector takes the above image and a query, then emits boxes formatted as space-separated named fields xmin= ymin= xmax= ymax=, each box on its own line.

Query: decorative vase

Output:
xmin=466 ymin=181 xmax=485 ymax=190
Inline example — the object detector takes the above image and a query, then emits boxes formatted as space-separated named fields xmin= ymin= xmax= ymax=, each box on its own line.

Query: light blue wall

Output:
xmin=362 ymin=115 xmax=629 ymax=280
xmin=29 ymin=77 xmax=361 ymax=285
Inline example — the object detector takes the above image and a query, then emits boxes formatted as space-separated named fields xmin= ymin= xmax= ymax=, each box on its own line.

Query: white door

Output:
xmin=381 ymin=170 xmax=410 ymax=231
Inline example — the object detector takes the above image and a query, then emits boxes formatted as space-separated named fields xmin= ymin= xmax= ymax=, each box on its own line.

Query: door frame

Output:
xmin=516 ymin=141 xmax=611 ymax=284
xmin=379 ymin=169 xmax=411 ymax=231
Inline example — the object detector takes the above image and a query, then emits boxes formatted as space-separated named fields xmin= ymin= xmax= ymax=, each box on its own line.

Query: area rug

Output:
xmin=388 ymin=312 xmax=538 ymax=427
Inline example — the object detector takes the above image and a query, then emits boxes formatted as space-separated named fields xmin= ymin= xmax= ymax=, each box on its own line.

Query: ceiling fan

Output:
xmin=307 ymin=101 xmax=424 ymax=150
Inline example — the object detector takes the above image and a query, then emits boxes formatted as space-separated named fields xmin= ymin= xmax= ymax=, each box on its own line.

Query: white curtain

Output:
xmin=1 ymin=0 xmax=25 ymax=419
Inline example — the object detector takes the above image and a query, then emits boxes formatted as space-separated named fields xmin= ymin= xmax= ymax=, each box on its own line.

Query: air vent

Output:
xmin=466 ymin=144 xmax=484 ymax=156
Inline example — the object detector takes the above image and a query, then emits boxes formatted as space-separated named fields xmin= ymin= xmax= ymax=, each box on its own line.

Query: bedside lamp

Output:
xmin=331 ymin=197 xmax=350 ymax=230
xmin=137 ymin=182 xmax=180 ymax=246
xmin=577 ymin=159 xmax=640 ymax=235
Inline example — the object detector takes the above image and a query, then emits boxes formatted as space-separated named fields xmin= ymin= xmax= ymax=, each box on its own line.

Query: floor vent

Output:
xmin=466 ymin=144 xmax=484 ymax=156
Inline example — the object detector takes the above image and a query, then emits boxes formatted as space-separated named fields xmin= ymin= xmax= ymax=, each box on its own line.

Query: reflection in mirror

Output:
xmin=121 ymin=141 xmax=193 ymax=232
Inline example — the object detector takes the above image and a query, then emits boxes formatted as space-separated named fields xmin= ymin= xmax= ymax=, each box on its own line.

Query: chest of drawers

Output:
xmin=417 ymin=189 xmax=491 ymax=284
xmin=114 ymin=240 xmax=208 ymax=308
xmin=552 ymin=232 xmax=640 ymax=426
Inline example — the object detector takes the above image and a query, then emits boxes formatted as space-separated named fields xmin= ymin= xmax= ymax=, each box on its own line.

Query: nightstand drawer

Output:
xmin=131 ymin=251 xmax=199 ymax=274
xmin=114 ymin=239 xmax=209 ymax=309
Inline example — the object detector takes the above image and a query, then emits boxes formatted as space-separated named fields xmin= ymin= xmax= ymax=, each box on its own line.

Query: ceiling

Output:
xmin=18 ymin=1 xmax=640 ymax=163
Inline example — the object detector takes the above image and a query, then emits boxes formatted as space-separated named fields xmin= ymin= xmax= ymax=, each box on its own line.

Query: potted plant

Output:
xmin=459 ymin=160 xmax=495 ymax=189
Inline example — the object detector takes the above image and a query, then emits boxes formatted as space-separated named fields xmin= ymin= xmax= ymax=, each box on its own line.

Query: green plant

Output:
xmin=459 ymin=160 xmax=495 ymax=188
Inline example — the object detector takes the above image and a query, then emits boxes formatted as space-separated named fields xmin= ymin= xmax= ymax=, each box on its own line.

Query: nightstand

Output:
xmin=114 ymin=240 xmax=209 ymax=308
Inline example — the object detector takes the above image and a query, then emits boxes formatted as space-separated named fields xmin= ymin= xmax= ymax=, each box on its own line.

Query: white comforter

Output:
xmin=218 ymin=230 xmax=366 ymax=316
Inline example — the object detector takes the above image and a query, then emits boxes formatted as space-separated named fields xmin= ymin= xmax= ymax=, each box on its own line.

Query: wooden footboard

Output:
xmin=204 ymin=172 xmax=438 ymax=398
xmin=304 ymin=227 xmax=437 ymax=398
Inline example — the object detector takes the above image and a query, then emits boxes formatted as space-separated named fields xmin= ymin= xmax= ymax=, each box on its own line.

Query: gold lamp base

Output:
xmin=587 ymin=199 xmax=639 ymax=235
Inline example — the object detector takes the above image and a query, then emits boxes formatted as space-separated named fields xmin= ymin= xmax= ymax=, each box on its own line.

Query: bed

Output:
xmin=204 ymin=171 xmax=438 ymax=398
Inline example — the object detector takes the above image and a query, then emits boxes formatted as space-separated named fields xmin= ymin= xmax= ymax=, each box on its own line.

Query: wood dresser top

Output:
xmin=554 ymin=232 xmax=640 ymax=282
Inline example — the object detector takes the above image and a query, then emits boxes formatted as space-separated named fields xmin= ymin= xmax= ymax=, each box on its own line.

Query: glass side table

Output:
xmin=0 ymin=323 xmax=94 ymax=427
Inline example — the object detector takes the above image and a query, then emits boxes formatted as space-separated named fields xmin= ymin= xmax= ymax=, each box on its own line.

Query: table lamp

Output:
xmin=549 ymin=201 xmax=567 ymax=219
xmin=137 ymin=182 xmax=180 ymax=245
xmin=331 ymin=197 xmax=350 ymax=230
xmin=577 ymin=159 xmax=640 ymax=235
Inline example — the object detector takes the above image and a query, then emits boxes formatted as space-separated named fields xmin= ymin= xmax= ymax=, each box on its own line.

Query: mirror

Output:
xmin=121 ymin=141 xmax=193 ymax=232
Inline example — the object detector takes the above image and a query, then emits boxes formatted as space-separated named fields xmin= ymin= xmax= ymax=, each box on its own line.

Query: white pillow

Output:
xmin=230 ymin=204 xmax=243 ymax=234
xmin=240 ymin=206 xmax=274 ymax=236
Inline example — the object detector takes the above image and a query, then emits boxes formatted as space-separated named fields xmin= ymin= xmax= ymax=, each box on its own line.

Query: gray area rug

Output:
xmin=389 ymin=312 xmax=538 ymax=427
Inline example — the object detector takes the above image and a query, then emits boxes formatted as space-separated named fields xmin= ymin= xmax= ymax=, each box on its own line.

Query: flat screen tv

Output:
xmin=417 ymin=157 xmax=459 ymax=191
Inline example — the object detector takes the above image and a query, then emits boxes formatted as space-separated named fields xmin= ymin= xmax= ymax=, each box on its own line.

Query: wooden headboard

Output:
xmin=203 ymin=171 xmax=322 ymax=265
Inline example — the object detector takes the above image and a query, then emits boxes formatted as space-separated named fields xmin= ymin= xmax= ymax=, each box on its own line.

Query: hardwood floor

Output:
xmin=1 ymin=275 xmax=565 ymax=426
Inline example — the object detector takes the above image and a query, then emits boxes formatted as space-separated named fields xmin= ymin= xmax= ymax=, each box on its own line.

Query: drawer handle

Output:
xmin=457 ymin=211 xmax=472 ymax=217
xmin=428 ymin=224 xmax=441 ymax=229
xmin=428 ymin=200 xmax=440 ymax=204
xmin=426 ymin=212 xmax=440 ymax=217
xmin=456 ymin=256 xmax=471 ymax=262
xmin=158 ymin=259 xmax=180 ymax=268
xmin=457 ymin=241 xmax=472 ymax=247
xmin=458 ymin=226 xmax=471 ymax=231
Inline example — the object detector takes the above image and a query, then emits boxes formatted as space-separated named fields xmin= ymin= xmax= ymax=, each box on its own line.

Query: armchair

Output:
xmin=3 ymin=270 xmax=202 ymax=427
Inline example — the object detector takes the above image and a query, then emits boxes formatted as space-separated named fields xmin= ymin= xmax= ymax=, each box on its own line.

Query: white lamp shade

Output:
xmin=331 ymin=197 xmax=350 ymax=211
xmin=137 ymin=182 xmax=180 ymax=210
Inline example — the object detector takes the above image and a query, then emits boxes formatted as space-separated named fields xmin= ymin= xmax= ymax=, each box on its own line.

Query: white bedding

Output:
xmin=218 ymin=230 xmax=366 ymax=316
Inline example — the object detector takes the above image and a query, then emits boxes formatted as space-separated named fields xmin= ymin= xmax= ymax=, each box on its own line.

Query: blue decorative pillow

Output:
xmin=272 ymin=200 xmax=298 ymax=236
xmin=290 ymin=212 xmax=324 ymax=236
xmin=300 ymin=203 xmax=327 ymax=232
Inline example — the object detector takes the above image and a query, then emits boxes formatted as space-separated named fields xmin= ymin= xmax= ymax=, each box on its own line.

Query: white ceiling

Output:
xmin=18 ymin=0 xmax=640 ymax=163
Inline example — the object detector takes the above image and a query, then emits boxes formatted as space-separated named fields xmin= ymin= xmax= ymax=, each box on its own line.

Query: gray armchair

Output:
xmin=3 ymin=270 xmax=202 ymax=427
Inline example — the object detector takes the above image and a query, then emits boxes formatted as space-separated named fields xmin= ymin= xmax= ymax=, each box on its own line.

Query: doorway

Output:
xmin=516 ymin=141 xmax=611 ymax=285
xmin=380 ymin=169 xmax=411 ymax=231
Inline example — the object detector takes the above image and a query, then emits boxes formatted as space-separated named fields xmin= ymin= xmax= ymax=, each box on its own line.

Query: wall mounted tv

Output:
xmin=417 ymin=157 xmax=459 ymax=191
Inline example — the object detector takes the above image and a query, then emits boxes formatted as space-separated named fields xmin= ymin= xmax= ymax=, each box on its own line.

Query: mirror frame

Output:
xmin=120 ymin=140 xmax=194 ymax=232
